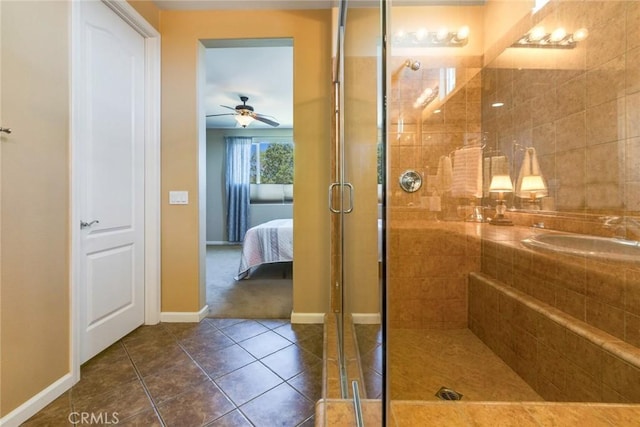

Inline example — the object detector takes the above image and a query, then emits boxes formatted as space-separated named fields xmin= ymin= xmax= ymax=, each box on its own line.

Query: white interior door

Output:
xmin=78 ymin=0 xmax=145 ymax=363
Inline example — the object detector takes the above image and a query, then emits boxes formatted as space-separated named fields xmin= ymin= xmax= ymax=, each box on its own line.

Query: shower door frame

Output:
xmin=330 ymin=0 xmax=389 ymax=415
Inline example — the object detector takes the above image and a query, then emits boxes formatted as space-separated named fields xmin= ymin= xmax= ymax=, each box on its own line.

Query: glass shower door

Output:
xmin=330 ymin=0 xmax=385 ymax=410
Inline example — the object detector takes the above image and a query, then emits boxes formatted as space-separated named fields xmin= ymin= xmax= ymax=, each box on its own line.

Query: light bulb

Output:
xmin=550 ymin=27 xmax=567 ymax=42
xmin=573 ymin=27 xmax=589 ymax=41
xmin=456 ymin=26 xmax=470 ymax=41
xmin=436 ymin=27 xmax=449 ymax=41
xmin=415 ymin=28 xmax=427 ymax=41
xmin=529 ymin=26 xmax=546 ymax=41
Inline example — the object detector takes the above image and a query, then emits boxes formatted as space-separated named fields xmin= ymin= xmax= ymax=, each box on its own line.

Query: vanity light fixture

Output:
xmin=520 ymin=175 xmax=547 ymax=208
xmin=511 ymin=26 xmax=588 ymax=49
xmin=393 ymin=26 xmax=470 ymax=48
xmin=489 ymin=174 xmax=514 ymax=226
xmin=520 ymin=175 xmax=546 ymax=197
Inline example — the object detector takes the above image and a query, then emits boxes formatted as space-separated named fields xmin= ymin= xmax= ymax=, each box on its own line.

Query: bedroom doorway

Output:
xmin=201 ymin=39 xmax=294 ymax=319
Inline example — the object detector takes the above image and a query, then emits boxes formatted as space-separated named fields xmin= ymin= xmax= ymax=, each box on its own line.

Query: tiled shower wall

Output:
xmin=388 ymin=58 xmax=483 ymax=217
xmin=387 ymin=1 xmax=640 ymax=330
xmin=482 ymin=0 xmax=640 ymax=213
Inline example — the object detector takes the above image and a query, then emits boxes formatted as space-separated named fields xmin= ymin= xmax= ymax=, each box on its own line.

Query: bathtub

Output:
xmin=521 ymin=232 xmax=640 ymax=263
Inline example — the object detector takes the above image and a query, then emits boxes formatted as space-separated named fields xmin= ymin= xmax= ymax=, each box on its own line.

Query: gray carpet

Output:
xmin=206 ymin=245 xmax=293 ymax=318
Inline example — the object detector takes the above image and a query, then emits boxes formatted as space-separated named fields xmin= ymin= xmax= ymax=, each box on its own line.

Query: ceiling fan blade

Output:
xmin=251 ymin=113 xmax=280 ymax=127
xmin=206 ymin=113 xmax=236 ymax=117
xmin=220 ymin=105 xmax=238 ymax=112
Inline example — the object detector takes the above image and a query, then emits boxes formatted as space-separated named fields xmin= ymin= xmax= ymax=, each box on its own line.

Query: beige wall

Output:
xmin=160 ymin=9 xmax=332 ymax=314
xmin=0 ymin=0 xmax=70 ymax=416
xmin=127 ymin=0 xmax=160 ymax=31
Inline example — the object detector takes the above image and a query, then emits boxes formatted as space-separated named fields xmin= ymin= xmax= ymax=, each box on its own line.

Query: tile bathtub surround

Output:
xmin=480 ymin=224 xmax=640 ymax=348
xmin=469 ymin=272 xmax=640 ymax=404
xmin=23 ymin=318 xmax=323 ymax=427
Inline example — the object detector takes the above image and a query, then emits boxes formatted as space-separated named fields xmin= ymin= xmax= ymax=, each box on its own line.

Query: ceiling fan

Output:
xmin=206 ymin=95 xmax=280 ymax=128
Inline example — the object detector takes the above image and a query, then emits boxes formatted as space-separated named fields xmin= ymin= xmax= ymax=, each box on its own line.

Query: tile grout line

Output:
xmin=162 ymin=323 xmax=243 ymax=425
xmin=120 ymin=338 xmax=169 ymax=427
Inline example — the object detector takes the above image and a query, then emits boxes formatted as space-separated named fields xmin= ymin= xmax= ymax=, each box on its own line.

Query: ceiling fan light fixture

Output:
xmin=235 ymin=114 xmax=254 ymax=128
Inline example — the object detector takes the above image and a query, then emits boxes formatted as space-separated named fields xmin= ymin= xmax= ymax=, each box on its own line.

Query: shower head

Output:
xmin=405 ymin=59 xmax=421 ymax=71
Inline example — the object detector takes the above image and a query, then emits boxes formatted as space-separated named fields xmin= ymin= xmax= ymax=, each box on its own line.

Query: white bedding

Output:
xmin=236 ymin=218 xmax=383 ymax=280
xmin=235 ymin=219 xmax=293 ymax=280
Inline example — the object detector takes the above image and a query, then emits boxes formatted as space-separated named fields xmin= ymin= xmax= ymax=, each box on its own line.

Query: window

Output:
xmin=250 ymin=138 xmax=293 ymax=203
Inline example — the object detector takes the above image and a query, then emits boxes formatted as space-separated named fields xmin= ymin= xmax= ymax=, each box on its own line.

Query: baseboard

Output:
xmin=0 ymin=372 xmax=75 ymax=427
xmin=290 ymin=311 xmax=325 ymax=324
xmin=160 ymin=305 xmax=209 ymax=323
xmin=206 ymin=241 xmax=238 ymax=246
xmin=351 ymin=313 xmax=381 ymax=324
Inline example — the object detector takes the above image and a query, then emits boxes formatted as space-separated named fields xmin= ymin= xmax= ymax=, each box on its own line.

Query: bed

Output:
xmin=235 ymin=219 xmax=294 ymax=280
xmin=235 ymin=218 xmax=383 ymax=280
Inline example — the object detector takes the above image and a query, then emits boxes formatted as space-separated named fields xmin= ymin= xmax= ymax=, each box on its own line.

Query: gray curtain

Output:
xmin=225 ymin=137 xmax=252 ymax=242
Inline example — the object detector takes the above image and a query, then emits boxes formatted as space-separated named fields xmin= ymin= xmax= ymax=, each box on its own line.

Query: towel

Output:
xmin=435 ymin=155 xmax=453 ymax=193
xmin=515 ymin=147 xmax=548 ymax=198
xmin=450 ymin=146 xmax=483 ymax=198
xmin=483 ymin=155 xmax=509 ymax=197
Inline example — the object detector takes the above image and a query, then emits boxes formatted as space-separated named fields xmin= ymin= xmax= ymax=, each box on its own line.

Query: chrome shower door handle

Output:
xmin=329 ymin=183 xmax=340 ymax=213
xmin=329 ymin=183 xmax=354 ymax=213
xmin=344 ymin=183 xmax=354 ymax=214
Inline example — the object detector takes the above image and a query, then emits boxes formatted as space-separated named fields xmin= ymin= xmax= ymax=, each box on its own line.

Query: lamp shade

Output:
xmin=520 ymin=175 xmax=546 ymax=196
xmin=235 ymin=114 xmax=254 ymax=128
xmin=489 ymin=174 xmax=514 ymax=193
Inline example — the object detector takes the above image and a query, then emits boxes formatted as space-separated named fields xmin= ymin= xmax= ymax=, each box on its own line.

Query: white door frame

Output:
xmin=70 ymin=0 xmax=160 ymax=382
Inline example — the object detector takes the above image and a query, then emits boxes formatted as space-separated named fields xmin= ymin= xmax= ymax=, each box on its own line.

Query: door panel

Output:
xmin=78 ymin=0 xmax=145 ymax=363
xmin=331 ymin=0 xmax=383 ymax=401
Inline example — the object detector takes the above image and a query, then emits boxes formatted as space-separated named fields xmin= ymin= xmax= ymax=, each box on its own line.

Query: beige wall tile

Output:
xmin=555 ymin=112 xmax=585 ymax=152
xmin=586 ymin=141 xmax=623 ymax=184
xmin=557 ymin=74 xmax=586 ymax=119
xmin=586 ymin=299 xmax=625 ymax=339
xmin=602 ymin=352 xmax=640 ymax=402
xmin=626 ymin=91 xmax=640 ymax=138
xmin=586 ymin=98 xmax=625 ymax=146
xmin=587 ymin=55 xmax=626 ymax=108
xmin=586 ymin=13 xmax=626 ymax=70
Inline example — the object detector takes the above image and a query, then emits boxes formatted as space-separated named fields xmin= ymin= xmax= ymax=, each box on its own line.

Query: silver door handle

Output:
xmin=328 ymin=183 xmax=354 ymax=213
xmin=344 ymin=182 xmax=354 ymax=214
xmin=0 ymin=127 xmax=12 ymax=134
xmin=80 ymin=220 xmax=99 ymax=229
xmin=329 ymin=183 xmax=340 ymax=213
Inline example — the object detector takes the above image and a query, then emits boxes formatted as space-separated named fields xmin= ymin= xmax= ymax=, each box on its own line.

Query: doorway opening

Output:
xmin=201 ymin=38 xmax=294 ymax=319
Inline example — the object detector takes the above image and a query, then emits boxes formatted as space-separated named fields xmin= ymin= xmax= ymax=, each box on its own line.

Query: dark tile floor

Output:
xmin=23 ymin=318 xmax=324 ymax=427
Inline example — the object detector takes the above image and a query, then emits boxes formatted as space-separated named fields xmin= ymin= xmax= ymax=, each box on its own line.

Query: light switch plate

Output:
xmin=169 ymin=191 xmax=189 ymax=205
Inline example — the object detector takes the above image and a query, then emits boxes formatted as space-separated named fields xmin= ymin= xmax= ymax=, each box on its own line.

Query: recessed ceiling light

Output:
xmin=492 ymin=102 xmax=505 ymax=108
